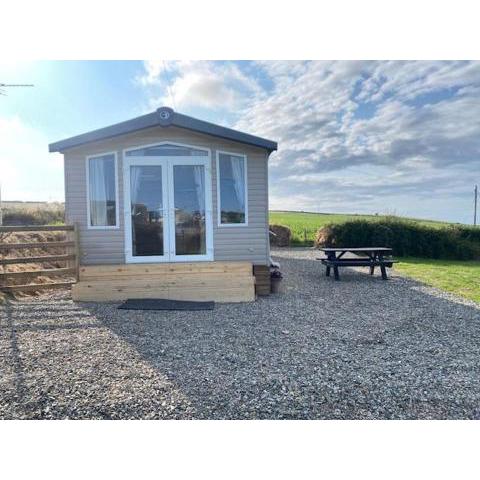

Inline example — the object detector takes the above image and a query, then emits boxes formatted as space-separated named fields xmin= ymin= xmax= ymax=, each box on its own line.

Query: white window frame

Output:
xmin=168 ymin=157 xmax=214 ymax=262
xmin=122 ymin=141 xmax=214 ymax=263
xmin=85 ymin=151 xmax=120 ymax=230
xmin=123 ymin=141 xmax=210 ymax=159
xmin=123 ymin=157 xmax=170 ymax=263
xmin=216 ymin=150 xmax=248 ymax=227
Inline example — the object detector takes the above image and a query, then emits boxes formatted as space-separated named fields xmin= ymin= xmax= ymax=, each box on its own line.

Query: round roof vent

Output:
xmin=157 ymin=106 xmax=174 ymax=125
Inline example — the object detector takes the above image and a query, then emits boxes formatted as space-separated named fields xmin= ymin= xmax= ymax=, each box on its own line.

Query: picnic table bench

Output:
xmin=318 ymin=247 xmax=397 ymax=281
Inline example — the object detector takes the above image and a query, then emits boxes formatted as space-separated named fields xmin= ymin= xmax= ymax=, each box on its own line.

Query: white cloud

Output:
xmin=0 ymin=116 xmax=64 ymax=201
xmin=139 ymin=60 xmax=263 ymax=110
xmin=167 ymin=70 xmax=240 ymax=109
xmin=356 ymin=61 xmax=480 ymax=103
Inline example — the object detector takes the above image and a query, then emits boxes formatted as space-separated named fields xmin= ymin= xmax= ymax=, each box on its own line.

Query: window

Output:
xmin=125 ymin=143 xmax=208 ymax=157
xmin=86 ymin=152 xmax=118 ymax=228
xmin=217 ymin=152 xmax=247 ymax=225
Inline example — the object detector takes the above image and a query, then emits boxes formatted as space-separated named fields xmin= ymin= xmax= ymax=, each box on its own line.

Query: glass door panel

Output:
xmin=130 ymin=165 xmax=165 ymax=257
xmin=172 ymin=164 xmax=207 ymax=256
xmin=124 ymin=158 xmax=169 ymax=263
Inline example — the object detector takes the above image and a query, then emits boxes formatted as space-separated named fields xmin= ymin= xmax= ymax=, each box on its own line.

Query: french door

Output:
xmin=124 ymin=155 xmax=213 ymax=263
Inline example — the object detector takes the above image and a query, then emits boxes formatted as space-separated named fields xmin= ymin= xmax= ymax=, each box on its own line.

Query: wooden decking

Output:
xmin=72 ymin=261 xmax=256 ymax=302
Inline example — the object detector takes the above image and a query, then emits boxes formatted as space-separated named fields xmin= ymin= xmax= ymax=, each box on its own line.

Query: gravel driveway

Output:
xmin=1 ymin=248 xmax=480 ymax=419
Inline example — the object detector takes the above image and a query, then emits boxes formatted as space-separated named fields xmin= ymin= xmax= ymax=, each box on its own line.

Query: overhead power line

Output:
xmin=0 ymin=83 xmax=34 ymax=96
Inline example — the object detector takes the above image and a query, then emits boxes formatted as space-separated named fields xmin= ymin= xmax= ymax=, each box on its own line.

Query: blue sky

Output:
xmin=1 ymin=60 xmax=479 ymax=223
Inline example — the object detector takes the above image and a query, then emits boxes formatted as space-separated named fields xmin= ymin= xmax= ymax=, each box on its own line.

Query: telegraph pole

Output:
xmin=474 ymin=184 xmax=478 ymax=227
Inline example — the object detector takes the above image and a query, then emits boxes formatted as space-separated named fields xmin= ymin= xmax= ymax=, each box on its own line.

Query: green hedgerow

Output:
xmin=315 ymin=219 xmax=480 ymax=260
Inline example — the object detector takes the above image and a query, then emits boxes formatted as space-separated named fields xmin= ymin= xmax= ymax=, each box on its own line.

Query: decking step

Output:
xmin=72 ymin=283 xmax=255 ymax=302
xmin=79 ymin=261 xmax=252 ymax=279
xmin=73 ymin=262 xmax=256 ymax=302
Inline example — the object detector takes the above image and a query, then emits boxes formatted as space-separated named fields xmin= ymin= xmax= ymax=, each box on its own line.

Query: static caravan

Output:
xmin=49 ymin=107 xmax=277 ymax=302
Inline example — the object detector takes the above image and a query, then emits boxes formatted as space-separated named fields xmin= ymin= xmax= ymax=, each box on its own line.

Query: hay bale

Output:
xmin=269 ymin=224 xmax=291 ymax=247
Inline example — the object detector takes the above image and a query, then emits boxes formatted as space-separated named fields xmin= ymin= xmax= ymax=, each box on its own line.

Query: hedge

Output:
xmin=315 ymin=219 xmax=480 ymax=260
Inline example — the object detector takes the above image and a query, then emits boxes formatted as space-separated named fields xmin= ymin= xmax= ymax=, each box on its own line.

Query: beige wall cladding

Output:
xmin=64 ymin=125 xmax=271 ymax=266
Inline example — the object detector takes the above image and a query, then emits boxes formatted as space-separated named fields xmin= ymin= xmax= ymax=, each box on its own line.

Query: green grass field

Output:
xmin=269 ymin=210 xmax=454 ymax=245
xmin=396 ymin=258 xmax=480 ymax=304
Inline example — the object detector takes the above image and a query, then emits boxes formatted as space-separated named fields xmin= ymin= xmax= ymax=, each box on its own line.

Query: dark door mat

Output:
xmin=118 ymin=298 xmax=215 ymax=311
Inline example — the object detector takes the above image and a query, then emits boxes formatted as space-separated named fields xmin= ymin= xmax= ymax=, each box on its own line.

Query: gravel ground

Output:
xmin=1 ymin=247 xmax=480 ymax=419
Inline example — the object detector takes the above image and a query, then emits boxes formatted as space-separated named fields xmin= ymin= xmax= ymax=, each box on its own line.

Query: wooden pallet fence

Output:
xmin=0 ymin=224 xmax=79 ymax=292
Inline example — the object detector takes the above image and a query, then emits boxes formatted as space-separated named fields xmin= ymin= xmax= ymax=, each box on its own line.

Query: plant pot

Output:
xmin=270 ymin=277 xmax=282 ymax=294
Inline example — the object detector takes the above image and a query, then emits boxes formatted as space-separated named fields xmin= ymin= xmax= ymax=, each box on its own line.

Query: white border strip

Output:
xmin=216 ymin=150 xmax=248 ymax=227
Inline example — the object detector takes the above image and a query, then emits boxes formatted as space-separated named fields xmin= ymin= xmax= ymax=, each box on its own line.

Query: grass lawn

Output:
xmin=395 ymin=258 xmax=480 ymax=304
xmin=269 ymin=210 xmax=455 ymax=245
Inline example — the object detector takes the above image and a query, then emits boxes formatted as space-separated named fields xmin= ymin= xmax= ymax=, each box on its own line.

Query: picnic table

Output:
xmin=319 ymin=247 xmax=397 ymax=281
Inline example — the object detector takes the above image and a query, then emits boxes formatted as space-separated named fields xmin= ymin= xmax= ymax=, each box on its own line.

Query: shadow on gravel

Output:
xmin=2 ymin=303 xmax=27 ymax=416
xmin=1 ymin=253 xmax=480 ymax=419
xmin=0 ymin=298 xmax=194 ymax=419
